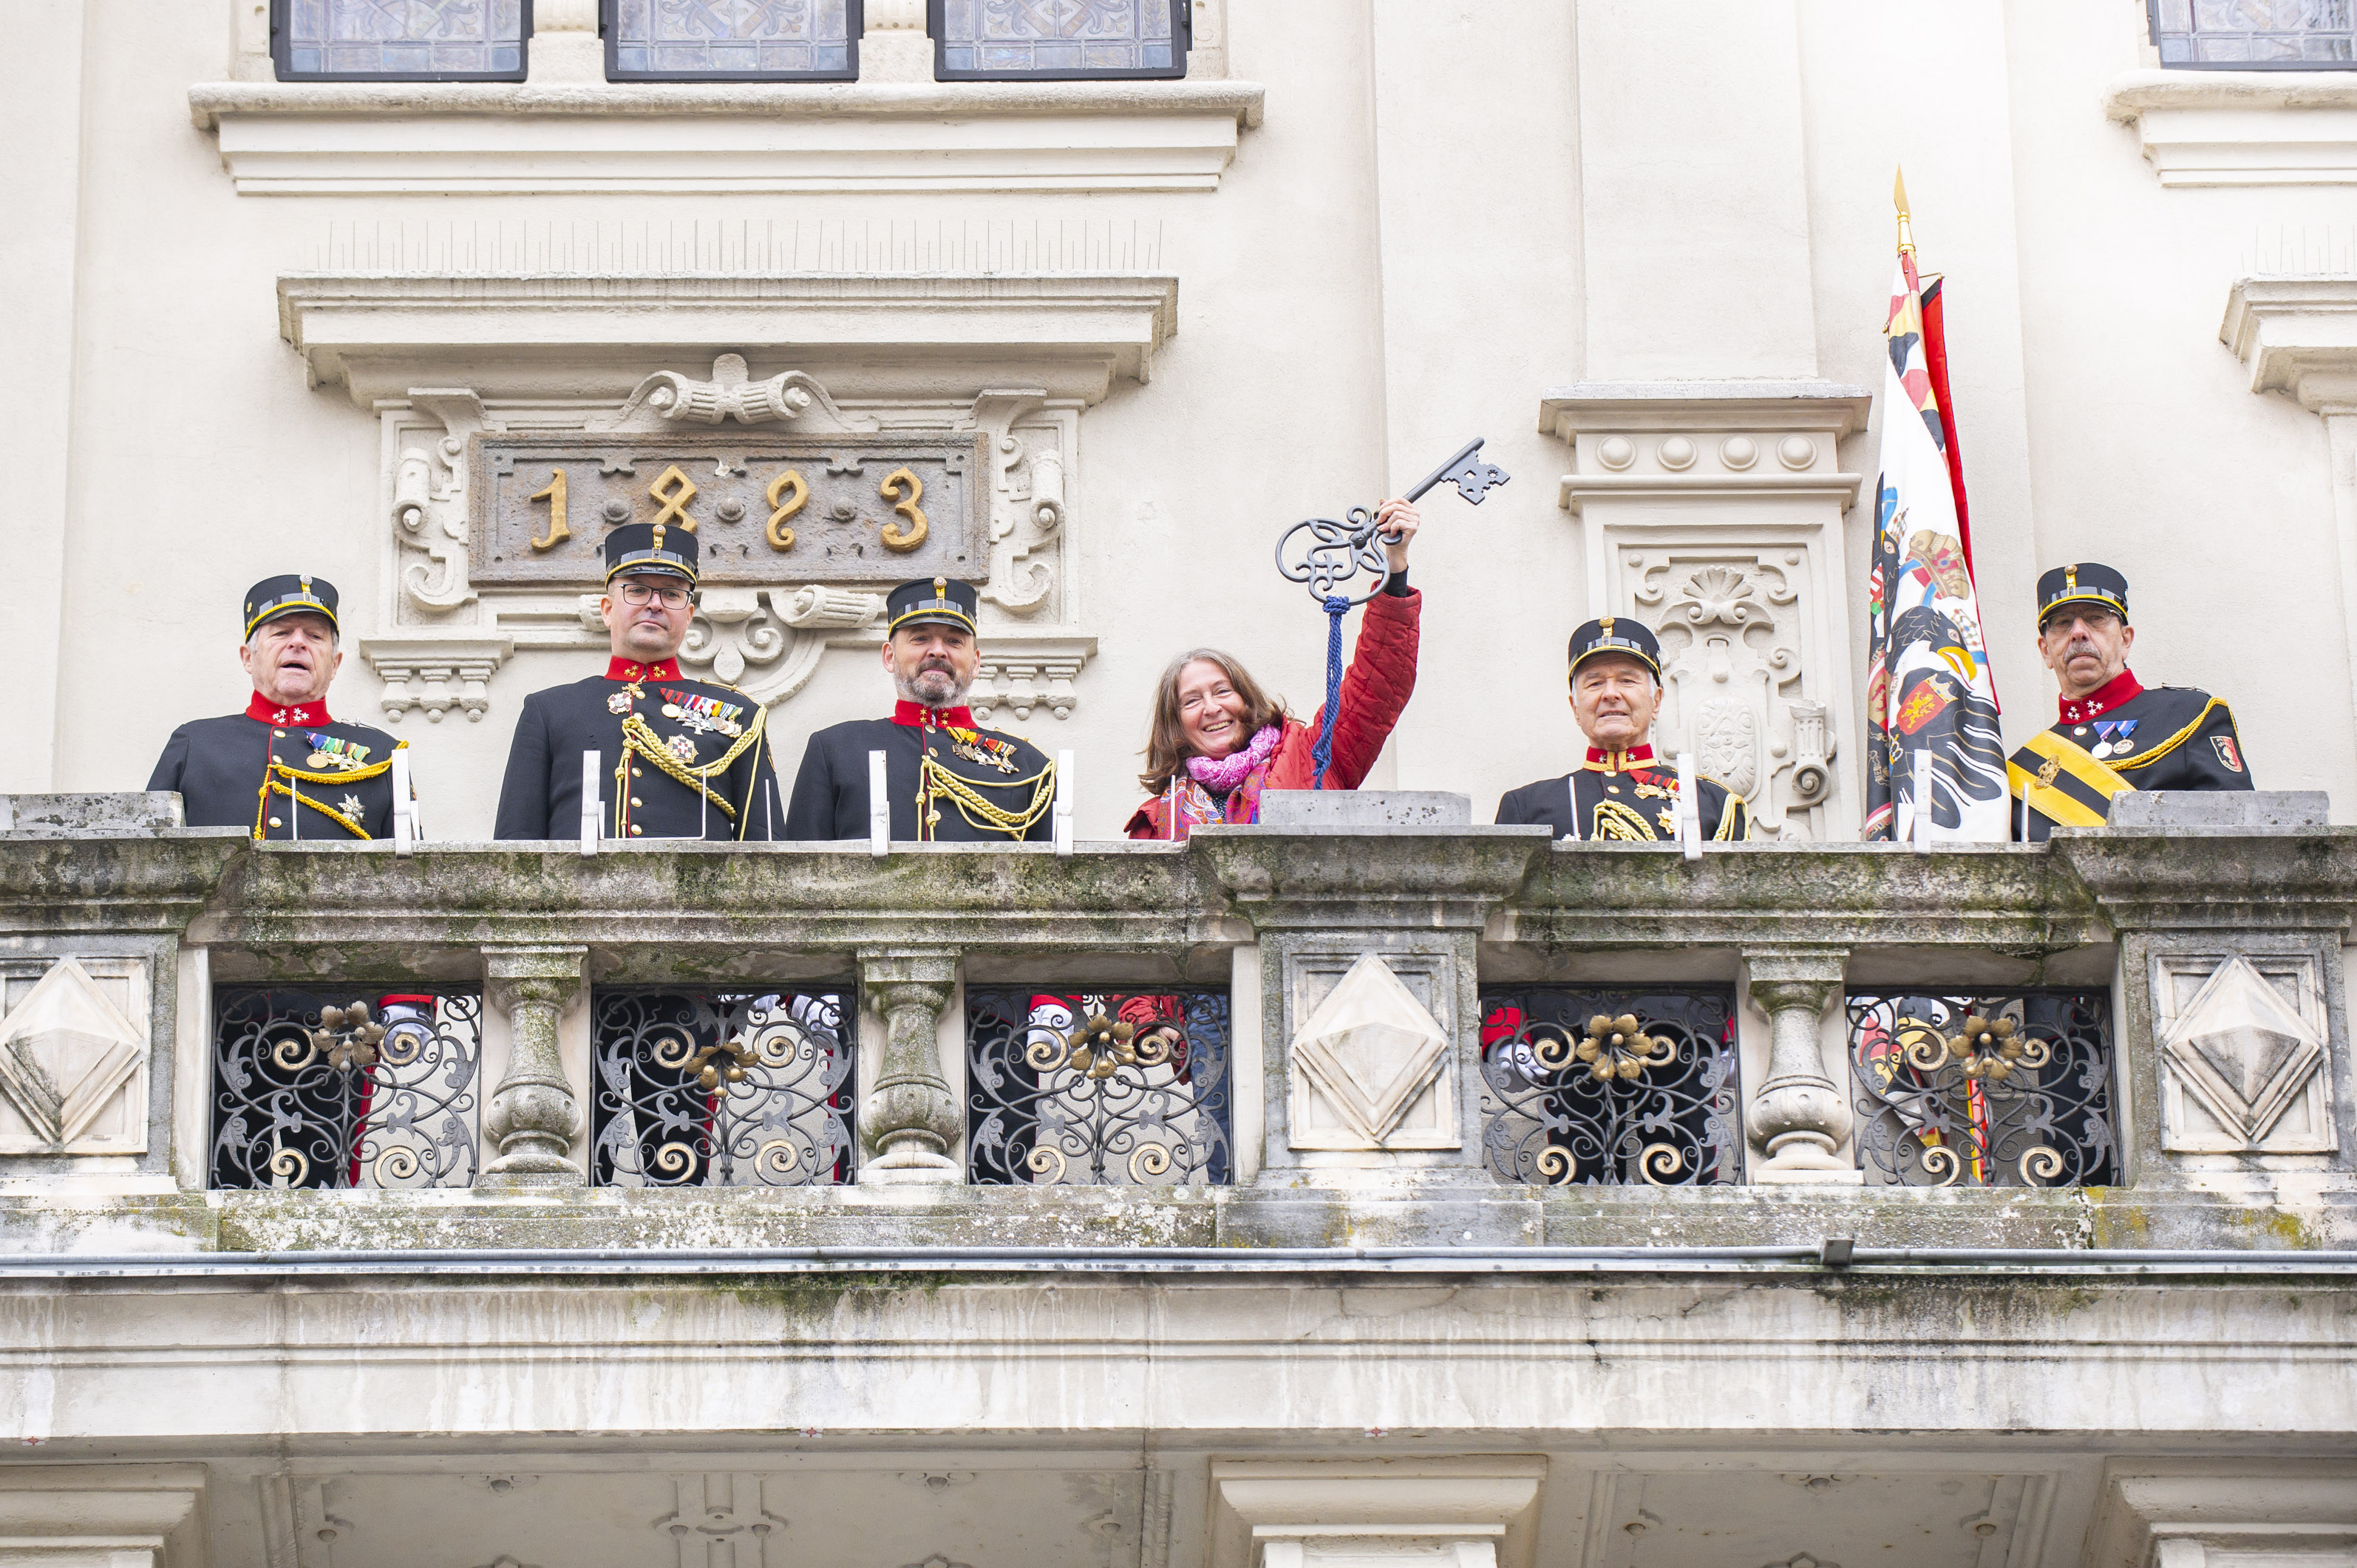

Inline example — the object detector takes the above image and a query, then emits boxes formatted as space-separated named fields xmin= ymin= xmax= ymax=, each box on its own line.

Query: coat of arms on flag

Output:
xmin=1863 ymin=174 xmax=2007 ymax=845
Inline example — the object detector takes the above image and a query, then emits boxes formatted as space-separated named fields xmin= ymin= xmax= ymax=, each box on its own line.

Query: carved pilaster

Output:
xmin=857 ymin=947 xmax=962 ymax=1184
xmin=1742 ymin=944 xmax=1859 ymax=1184
xmin=1543 ymin=381 xmax=1871 ymax=838
xmin=480 ymin=945 xmax=586 ymax=1187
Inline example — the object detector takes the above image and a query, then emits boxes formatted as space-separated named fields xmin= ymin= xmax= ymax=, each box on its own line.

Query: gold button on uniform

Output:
xmin=267 ymin=817 xmax=282 ymax=828
xmin=630 ymin=797 xmax=643 ymax=808
xmin=630 ymin=825 xmax=643 ymax=836
xmin=632 ymin=767 xmax=643 ymax=778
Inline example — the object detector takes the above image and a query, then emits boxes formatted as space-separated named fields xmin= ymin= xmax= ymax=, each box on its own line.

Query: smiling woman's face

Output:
xmin=1175 ymin=658 xmax=1252 ymax=759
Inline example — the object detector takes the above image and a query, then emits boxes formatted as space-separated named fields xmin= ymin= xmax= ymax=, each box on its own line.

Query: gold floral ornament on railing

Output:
xmin=1051 ymin=1012 xmax=1174 ymax=1080
xmin=682 ymin=1031 xmax=761 ymax=1093
xmin=1948 ymin=1014 xmax=2043 ymax=1081
xmin=282 ymin=1001 xmax=389 ymax=1074
xmin=1573 ymin=1013 xmax=1674 ymax=1083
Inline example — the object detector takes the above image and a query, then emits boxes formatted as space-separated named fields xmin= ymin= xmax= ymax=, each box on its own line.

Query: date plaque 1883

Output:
xmin=469 ymin=432 xmax=987 ymax=587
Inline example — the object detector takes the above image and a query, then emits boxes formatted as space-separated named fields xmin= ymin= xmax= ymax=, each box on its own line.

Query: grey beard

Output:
xmin=895 ymin=667 xmax=970 ymax=708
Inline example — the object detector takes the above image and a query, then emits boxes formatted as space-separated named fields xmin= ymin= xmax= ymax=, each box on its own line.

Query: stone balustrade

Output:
xmin=0 ymin=795 xmax=2351 ymax=1254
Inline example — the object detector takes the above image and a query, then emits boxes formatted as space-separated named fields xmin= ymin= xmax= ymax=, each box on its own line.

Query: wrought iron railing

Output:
xmin=591 ymin=989 xmax=855 ymax=1187
xmin=1846 ymin=990 xmax=2118 ymax=1187
xmin=1477 ymin=989 xmax=1743 ymax=1187
xmin=965 ymin=988 xmax=1233 ymax=1185
xmin=211 ymin=988 xmax=482 ymax=1190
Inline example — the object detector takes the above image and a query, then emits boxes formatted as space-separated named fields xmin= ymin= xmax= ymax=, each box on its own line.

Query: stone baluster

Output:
xmin=1741 ymin=944 xmax=1860 ymax=1184
xmin=480 ymin=945 xmax=587 ymax=1187
xmin=858 ymin=947 xmax=962 ymax=1184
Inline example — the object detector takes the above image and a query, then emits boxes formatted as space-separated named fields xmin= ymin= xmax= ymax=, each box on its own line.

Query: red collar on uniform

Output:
xmin=1582 ymin=743 xmax=1656 ymax=774
xmin=2058 ymin=667 xmax=2141 ymax=726
xmin=246 ymin=692 xmax=330 ymax=727
xmin=894 ymin=701 xmax=976 ymax=729
xmin=607 ymin=657 xmax=680 ymax=683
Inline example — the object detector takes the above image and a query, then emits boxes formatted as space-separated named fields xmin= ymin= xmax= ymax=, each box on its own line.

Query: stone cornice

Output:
xmin=189 ymin=80 xmax=1264 ymax=197
xmin=1499 ymin=844 xmax=2102 ymax=950
xmin=2051 ymin=825 xmax=2357 ymax=932
xmin=16 ymin=825 xmax=2356 ymax=959
xmin=1540 ymin=380 xmax=1871 ymax=514
xmin=1537 ymin=381 xmax=1873 ymax=442
xmin=194 ymin=841 xmax=1221 ymax=964
xmin=0 ymin=831 xmax=248 ymax=937
xmin=188 ymin=78 xmax=1267 ymax=129
xmin=1190 ymin=825 xmax=1548 ymax=932
xmin=276 ymin=270 xmax=1181 ymax=404
xmin=2222 ymin=275 xmax=2357 ymax=408
xmin=2105 ymin=69 xmax=2357 ymax=188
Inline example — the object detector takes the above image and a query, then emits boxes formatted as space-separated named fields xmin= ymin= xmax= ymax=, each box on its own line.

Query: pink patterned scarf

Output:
xmin=1186 ymin=723 xmax=1282 ymax=793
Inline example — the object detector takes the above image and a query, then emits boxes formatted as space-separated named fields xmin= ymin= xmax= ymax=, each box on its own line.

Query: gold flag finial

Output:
xmin=1894 ymin=166 xmax=1916 ymax=258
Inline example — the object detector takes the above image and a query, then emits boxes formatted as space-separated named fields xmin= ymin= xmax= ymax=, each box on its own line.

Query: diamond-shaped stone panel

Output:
xmin=1289 ymin=953 xmax=1452 ymax=1148
xmin=2160 ymin=955 xmax=2328 ymax=1151
xmin=0 ymin=957 xmax=147 ymax=1152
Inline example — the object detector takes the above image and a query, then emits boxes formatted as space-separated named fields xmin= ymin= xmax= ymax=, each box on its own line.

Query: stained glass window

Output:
xmin=605 ymin=0 xmax=860 ymax=82
xmin=273 ymin=0 xmax=529 ymax=81
xmin=931 ymin=0 xmax=1189 ymax=81
xmin=2149 ymin=0 xmax=2357 ymax=68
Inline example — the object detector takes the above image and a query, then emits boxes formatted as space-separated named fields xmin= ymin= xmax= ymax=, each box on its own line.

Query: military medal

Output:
xmin=947 ymin=727 xmax=1020 ymax=774
xmin=666 ymin=734 xmax=699 ymax=763
xmin=339 ymin=794 xmax=364 ymax=819
xmin=302 ymin=732 xmax=372 ymax=772
xmin=660 ymin=688 xmax=744 ymax=737
xmin=608 ymin=691 xmax=633 ymax=715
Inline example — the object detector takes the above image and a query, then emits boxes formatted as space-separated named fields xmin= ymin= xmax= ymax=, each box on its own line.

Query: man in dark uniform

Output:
xmin=785 ymin=577 xmax=1056 ymax=842
xmin=147 ymin=575 xmax=415 ymax=841
xmin=2009 ymin=562 xmax=2252 ymax=841
xmin=1494 ymin=616 xmax=1753 ymax=842
xmin=494 ymin=523 xmax=783 ymax=841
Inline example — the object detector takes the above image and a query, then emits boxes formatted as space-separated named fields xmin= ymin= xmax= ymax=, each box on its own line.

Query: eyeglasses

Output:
xmin=615 ymin=581 xmax=693 ymax=608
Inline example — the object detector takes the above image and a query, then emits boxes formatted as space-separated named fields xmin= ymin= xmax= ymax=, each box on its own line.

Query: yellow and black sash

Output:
xmin=2007 ymin=730 xmax=2131 ymax=830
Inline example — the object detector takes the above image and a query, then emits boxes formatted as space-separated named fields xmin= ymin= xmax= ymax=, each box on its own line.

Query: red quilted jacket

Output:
xmin=1126 ymin=588 xmax=1422 ymax=840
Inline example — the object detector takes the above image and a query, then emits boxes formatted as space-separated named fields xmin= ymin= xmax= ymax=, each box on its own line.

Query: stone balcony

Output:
xmin=3 ymin=792 xmax=2351 ymax=1257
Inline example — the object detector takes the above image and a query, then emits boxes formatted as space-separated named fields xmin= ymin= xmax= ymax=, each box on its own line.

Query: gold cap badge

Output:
xmin=2064 ymin=565 xmax=2078 ymax=592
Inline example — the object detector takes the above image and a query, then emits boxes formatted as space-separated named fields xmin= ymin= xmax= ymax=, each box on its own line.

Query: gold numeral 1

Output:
xmin=528 ymin=468 xmax=570 ymax=550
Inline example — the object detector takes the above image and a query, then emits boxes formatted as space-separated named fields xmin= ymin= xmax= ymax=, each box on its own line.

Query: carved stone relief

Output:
xmin=1639 ymin=550 xmax=1838 ymax=838
xmin=1287 ymin=952 xmax=1457 ymax=1151
xmin=656 ymin=1473 xmax=789 ymax=1568
xmin=373 ymin=355 xmax=1092 ymax=724
xmin=0 ymin=955 xmax=151 ymax=1156
xmin=2155 ymin=952 xmax=2338 ymax=1154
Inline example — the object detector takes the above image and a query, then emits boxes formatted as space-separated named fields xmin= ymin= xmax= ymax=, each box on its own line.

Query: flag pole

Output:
xmin=1894 ymin=167 xmax=1915 ymax=257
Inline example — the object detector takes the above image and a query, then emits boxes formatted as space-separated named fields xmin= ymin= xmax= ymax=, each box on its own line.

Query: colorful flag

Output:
xmin=1863 ymin=197 xmax=2007 ymax=844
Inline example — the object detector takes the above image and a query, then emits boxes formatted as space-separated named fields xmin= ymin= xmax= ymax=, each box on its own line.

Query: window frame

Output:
xmin=928 ymin=0 xmax=1191 ymax=83
xmin=599 ymin=0 xmax=864 ymax=84
xmin=2145 ymin=0 xmax=2357 ymax=72
xmin=270 ymin=0 xmax=534 ymax=83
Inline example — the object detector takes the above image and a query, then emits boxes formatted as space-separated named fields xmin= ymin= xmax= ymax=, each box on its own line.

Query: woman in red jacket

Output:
xmin=1126 ymin=500 xmax=1422 ymax=840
